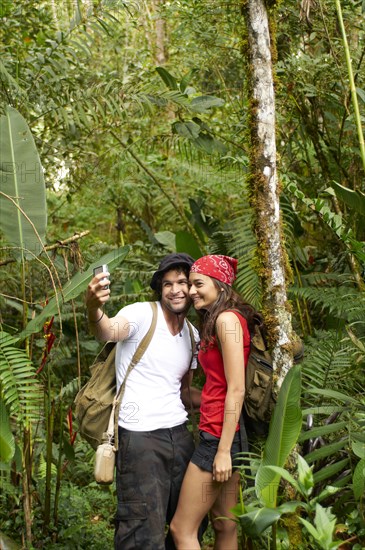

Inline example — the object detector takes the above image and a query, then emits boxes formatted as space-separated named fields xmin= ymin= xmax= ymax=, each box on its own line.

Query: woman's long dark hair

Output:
xmin=196 ymin=279 xmax=264 ymax=345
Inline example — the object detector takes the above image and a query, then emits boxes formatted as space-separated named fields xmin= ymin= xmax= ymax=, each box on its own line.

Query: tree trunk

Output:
xmin=152 ymin=0 xmax=168 ymax=65
xmin=243 ymin=0 xmax=294 ymax=385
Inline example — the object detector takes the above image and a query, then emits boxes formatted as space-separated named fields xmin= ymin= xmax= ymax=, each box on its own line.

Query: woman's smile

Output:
xmin=189 ymin=273 xmax=220 ymax=310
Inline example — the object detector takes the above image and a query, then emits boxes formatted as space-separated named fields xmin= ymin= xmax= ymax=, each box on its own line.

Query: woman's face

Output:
xmin=189 ymin=272 xmax=220 ymax=311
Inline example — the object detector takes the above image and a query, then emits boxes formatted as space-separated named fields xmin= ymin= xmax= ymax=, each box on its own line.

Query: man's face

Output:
xmin=160 ymin=269 xmax=191 ymax=315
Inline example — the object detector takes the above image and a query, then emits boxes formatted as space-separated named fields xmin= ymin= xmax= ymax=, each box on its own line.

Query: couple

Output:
xmin=86 ymin=253 xmax=257 ymax=550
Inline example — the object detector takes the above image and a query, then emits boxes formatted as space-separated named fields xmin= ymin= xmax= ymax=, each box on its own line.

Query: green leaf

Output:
xmin=19 ymin=246 xmax=130 ymax=339
xmin=155 ymin=67 xmax=178 ymax=90
xmin=313 ymin=458 xmax=349 ymax=484
xmin=313 ymin=503 xmax=338 ymax=547
xmin=173 ymin=121 xmax=201 ymax=140
xmin=356 ymin=87 xmax=365 ymax=103
xmin=316 ymin=486 xmax=341 ymax=503
xmin=180 ymin=68 xmax=198 ymax=93
xmin=238 ymin=507 xmax=281 ymax=537
xmin=306 ymin=388 xmax=358 ymax=404
xmin=352 ymin=433 xmax=365 ymax=444
xmin=298 ymin=421 xmax=348 ymax=442
xmin=297 ymin=454 xmax=314 ymax=495
xmin=352 ymin=458 xmax=365 ymax=500
xmin=298 ymin=517 xmax=320 ymax=540
xmin=0 ymin=59 xmax=26 ymax=96
xmin=260 ymin=465 xmax=301 ymax=493
xmin=352 ymin=441 xmax=365 ymax=459
xmin=193 ymin=133 xmax=228 ymax=155
xmin=256 ymin=364 xmax=302 ymax=507
xmin=189 ymin=95 xmax=225 ymax=113
xmin=175 ymin=231 xmax=203 ymax=260
xmin=0 ymin=399 xmax=15 ymax=463
xmin=0 ymin=106 xmax=47 ymax=260
xmin=306 ymin=440 xmax=347 ymax=463
xmin=330 ymin=182 xmax=365 ymax=216
xmin=154 ymin=231 xmax=176 ymax=251
xmin=277 ymin=501 xmax=305 ymax=514
xmin=0 ymin=332 xmax=43 ymax=426
xmin=62 ymin=436 xmax=76 ymax=461
xmin=351 ymin=441 xmax=365 ymax=459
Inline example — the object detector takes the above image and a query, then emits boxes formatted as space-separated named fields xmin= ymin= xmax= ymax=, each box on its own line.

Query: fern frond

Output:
xmin=37 ymin=454 xmax=57 ymax=479
xmin=289 ymin=286 xmax=365 ymax=324
xmin=301 ymin=330 xmax=357 ymax=396
xmin=0 ymin=332 xmax=43 ymax=427
xmin=300 ymin=330 xmax=363 ymax=490
xmin=225 ymin=212 xmax=262 ymax=310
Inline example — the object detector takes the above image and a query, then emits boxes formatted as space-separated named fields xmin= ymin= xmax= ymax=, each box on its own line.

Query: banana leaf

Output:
xmin=256 ymin=363 xmax=302 ymax=508
xmin=0 ymin=106 xmax=47 ymax=260
xmin=19 ymin=246 xmax=130 ymax=339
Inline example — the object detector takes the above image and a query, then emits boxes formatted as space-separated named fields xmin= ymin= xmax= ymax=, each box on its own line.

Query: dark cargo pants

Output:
xmin=114 ymin=423 xmax=195 ymax=550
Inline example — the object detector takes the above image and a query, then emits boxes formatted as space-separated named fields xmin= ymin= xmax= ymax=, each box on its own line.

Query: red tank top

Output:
xmin=198 ymin=311 xmax=250 ymax=438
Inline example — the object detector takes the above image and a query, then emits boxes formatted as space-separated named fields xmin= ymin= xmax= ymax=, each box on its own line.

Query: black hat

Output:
xmin=150 ymin=253 xmax=195 ymax=290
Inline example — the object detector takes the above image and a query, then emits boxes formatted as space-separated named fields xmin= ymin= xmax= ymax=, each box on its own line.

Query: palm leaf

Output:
xmin=0 ymin=106 xmax=47 ymax=260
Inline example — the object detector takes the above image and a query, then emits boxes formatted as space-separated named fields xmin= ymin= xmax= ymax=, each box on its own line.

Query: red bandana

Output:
xmin=190 ymin=255 xmax=238 ymax=286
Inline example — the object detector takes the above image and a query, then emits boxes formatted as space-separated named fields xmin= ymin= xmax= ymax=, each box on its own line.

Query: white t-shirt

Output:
xmin=115 ymin=301 xmax=199 ymax=431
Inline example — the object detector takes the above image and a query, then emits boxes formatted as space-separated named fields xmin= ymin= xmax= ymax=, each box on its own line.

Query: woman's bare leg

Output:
xmin=170 ymin=462 xmax=221 ymax=549
xmin=210 ymin=471 xmax=240 ymax=550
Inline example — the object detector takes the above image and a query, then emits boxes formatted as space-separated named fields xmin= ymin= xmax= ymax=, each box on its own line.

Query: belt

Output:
xmin=119 ymin=422 xmax=188 ymax=435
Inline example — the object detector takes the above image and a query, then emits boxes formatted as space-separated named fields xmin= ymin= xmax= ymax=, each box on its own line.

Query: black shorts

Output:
xmin=190 ymin=430 xmax=243 ymax=473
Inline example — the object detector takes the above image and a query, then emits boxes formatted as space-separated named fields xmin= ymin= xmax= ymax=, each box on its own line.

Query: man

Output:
xmin=85 ymin=253 xmax=201 ymax=550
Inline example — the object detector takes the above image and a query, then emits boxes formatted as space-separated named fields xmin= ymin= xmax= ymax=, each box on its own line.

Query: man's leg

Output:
xmin=114 ymin=428 xmax=172 ymax=550
xmin=166 ymin=425 xmax=195 ymax=522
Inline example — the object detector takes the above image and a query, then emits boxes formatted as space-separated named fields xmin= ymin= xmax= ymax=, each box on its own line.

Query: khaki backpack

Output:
xmin=74 ymin=302 xmax=158 ymax=450
xmin=243 ymin=320 xmax=304 ymax=436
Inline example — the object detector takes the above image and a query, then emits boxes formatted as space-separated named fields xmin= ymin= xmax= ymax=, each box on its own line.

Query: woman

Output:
xmin=170 ymin=255 xmax=258 ymax=550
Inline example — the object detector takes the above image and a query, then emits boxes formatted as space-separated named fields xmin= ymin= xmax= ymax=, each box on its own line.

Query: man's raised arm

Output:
xmin=85 ymin=270 xmax=130 ymax=342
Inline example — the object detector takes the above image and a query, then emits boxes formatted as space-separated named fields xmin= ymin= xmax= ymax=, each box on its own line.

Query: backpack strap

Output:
xmin=186 ymin=319 xmax=196 ymax=368
xmin=105 ymin=302 xmax=158 ymax=450
xmin=186 ymin=319 xmax=200 ymax=444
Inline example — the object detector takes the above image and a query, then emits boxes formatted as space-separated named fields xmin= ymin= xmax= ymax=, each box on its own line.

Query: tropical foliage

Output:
xmin=0 ymin=0 xmax=364 ymax=548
